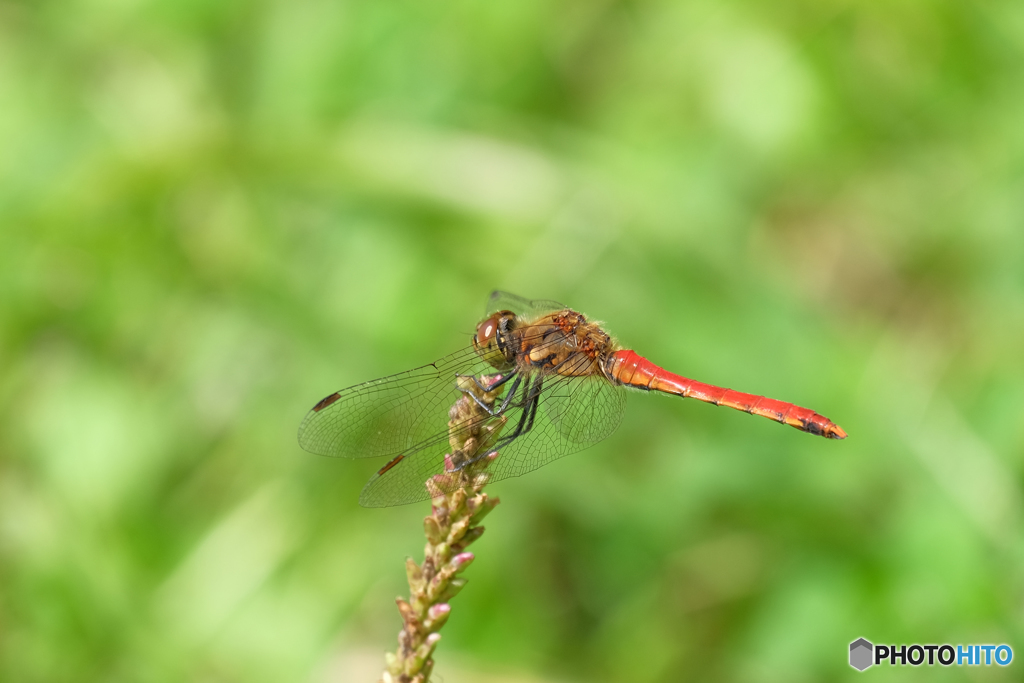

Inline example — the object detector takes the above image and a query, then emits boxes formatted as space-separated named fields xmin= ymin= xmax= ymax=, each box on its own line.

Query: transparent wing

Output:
xmin=486 ymin=290 xmax=566 ymax=317
xmin=483 ymin=353 xmax=626 ymax=481
xmin=541 ymin=373 xmax=627 ymax=446
xmin=297 ymin=345 xmax=496 ymax=459
xmin=358 ymin=366 xmax=627 ymax=507
xmin=298 ymin=323 xmax=553 ymax=459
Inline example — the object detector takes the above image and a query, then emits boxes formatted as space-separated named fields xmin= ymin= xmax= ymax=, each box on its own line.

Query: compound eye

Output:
xmin=474 ymin=314 xmax=501 ymax=349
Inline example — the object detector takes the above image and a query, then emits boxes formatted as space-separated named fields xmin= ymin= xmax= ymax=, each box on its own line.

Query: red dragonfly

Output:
xmin=299 ymin=292 xmax=846 ymax=506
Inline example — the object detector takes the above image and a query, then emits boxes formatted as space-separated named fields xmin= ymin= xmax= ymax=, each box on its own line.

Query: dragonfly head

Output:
xmin=473 ymin=310 xmax=516 ymax=368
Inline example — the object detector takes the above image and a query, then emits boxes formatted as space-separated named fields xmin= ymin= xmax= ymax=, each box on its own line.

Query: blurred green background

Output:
xmin=2 ymin=0 xmax=1023 ymax=681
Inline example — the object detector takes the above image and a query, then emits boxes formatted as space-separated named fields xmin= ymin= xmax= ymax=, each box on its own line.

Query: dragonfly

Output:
xmin=298 ymin=291 xmax=846 ymax=507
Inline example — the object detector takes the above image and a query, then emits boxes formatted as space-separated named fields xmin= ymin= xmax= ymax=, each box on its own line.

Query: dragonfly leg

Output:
xmin=495 ymin=375 xmax=526 ymax=414
xmin=457 ymin=371 xmax=516 ymax=394
xmin=458 ymin=374 xmax=522 ymax=416
xmin=497 ymin=375 xmax=543 ymax=446
xmin=484 ymin=372 xmax=516 ymax=392
xmin=458 ymin=375 xmax=544 ymax=470
xmin=524 ymin=378 xmax=542 ymax=430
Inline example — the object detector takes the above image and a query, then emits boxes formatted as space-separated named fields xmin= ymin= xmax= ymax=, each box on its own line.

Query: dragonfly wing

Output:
xmin=487 ymin=290 xmax=566 ymax=317
xmin=483 ymin=373 xmax=626 ymax=483
xmin=541 ymin=374 xmax=627 ymax=445
xmin=357 ymin=370 xmax=627 ymax=507
xmin=297 ymin=345 xmax=494 ymax=459
xmin=357 ymin=379 xmax=532 ymax=507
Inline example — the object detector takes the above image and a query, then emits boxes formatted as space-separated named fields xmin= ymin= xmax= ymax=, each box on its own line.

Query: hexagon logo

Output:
xmin=850 ymin=638 xmax=873 ymax=671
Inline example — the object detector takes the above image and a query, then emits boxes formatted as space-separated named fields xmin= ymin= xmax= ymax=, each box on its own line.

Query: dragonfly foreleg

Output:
xmin=456 ymin=373 xmax=522 ymax=417
xmin=494 ymin=375 xmax=526 ymax=414
xmin=486 ymin=376 xmax=544 ymax=455
xmin=452 ymin=374 xmax=543 ymax=472
xmin=458 ymin=371 xmax=516 ymax=395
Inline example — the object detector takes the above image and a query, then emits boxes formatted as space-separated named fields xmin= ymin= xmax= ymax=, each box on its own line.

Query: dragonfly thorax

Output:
xmin=511 ymin=310 xmax=617 ymax=378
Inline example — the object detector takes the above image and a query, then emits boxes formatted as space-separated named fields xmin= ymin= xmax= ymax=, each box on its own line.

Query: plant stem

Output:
xmin=381 ymin=374 xmax=508 ymax=683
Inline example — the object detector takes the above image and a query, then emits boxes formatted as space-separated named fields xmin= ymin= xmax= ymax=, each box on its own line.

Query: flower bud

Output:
xmin=425 ymin=602 xmax=451 ymax=630
xmin=450 ymin=552 xmax=475 ymax=574
xmin=423 ymin=517 xmax=443 ymax=545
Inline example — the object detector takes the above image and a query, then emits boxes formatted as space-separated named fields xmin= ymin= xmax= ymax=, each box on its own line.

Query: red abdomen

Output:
xmin=605 ymin=350 xmax=847 ymax=439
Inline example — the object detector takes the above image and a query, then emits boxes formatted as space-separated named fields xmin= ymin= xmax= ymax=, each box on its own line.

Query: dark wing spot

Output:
xmin=376 ymin=454 xmax=405 ymax=475
xmin=312 ymin=392 xmax=341 ymax=412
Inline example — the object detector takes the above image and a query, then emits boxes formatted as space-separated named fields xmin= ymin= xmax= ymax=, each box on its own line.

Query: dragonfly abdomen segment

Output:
xmin=605 ymin=350 xmax=847 ymax=439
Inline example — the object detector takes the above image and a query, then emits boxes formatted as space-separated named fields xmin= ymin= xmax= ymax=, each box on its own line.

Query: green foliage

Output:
xmin=2 ymin=0 xmax=1023 ymax=681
